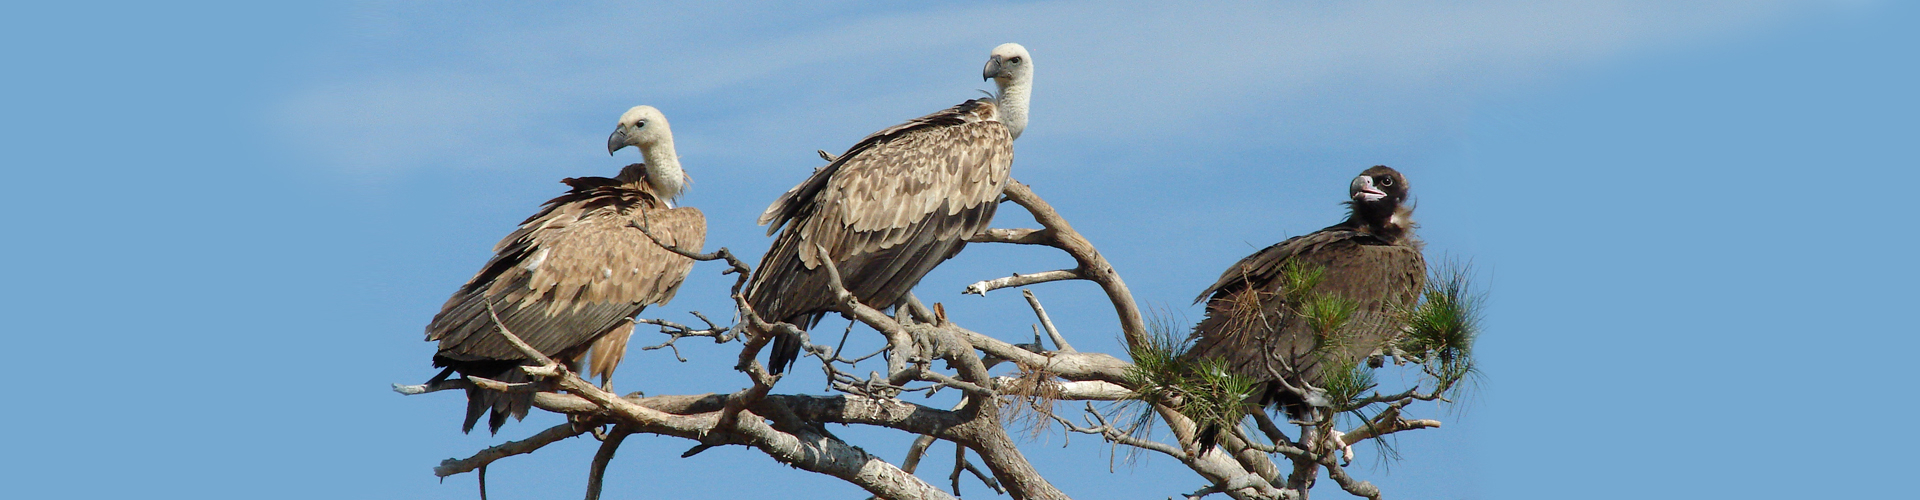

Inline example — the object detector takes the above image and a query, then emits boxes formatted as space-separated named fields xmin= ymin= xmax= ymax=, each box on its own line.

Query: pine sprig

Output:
xmin=1122 ymin=315 xmax=1254 ymax=447
xmin=1396 ymin=260 xmax=1485 ymax=401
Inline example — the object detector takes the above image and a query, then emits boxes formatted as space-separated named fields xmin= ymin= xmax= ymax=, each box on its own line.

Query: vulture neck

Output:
xmin=994 ymin=77 xmax=1030 ymax=140
xmin=640 ymin=143 xmax=687 ymax=201
xmin=1344 ymin=203 xmax=1416 ymax=244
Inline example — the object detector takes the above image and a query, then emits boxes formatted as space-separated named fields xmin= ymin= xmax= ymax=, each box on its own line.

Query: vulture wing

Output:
xmin=749 ymin=99 xmax=1014 ymax=373
xmin=1186 ymin=228 xmax=1425 ymax=414
xmin=425 ymin=174 xmax=705 ymax=432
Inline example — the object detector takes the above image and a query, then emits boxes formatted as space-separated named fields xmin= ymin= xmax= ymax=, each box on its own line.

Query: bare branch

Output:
xmin=953 ymin=325 xmax=1132 ymax=384
xmin=1319 ymin=457 xmax=1380 ymax=500
xmin=435 ymin=422 xmax=589 ymax=478
xmin=636 ymin=314 xmax=735 ymax=362
xmin=466 ymin=376 xmax=550 ymax=393
xmin=1022 ymin=289 xmax=1074 ymax=352
xmin=950 ymin=444 xmax=1006 ymax=496
xmin=965 ymin=227 xmax=1050 ymax=245
xmin=971 ymin=180 xmax=1149 ymax=350
xmin=584 ymin=426 xmax=632 ymax=500
xmin=1183 ymin=484 xmax=1224 ymax=500
xmin=900 ymin=434 xmax=939 ymax=474
xmin=1340 ymin=404 xmax=1442 ymax=445
xmin=1047 ymin=403 xmax=1186 ymax=459
xmin=393 ymin=377 xmax=469 ymax=396
xmin=990 ymin=377 xmax=1132 ymax=400
xmin=900 ymin=292 xmax=939 ymax=325
xmin=963 ymin=268 xmax=1083 ymax=296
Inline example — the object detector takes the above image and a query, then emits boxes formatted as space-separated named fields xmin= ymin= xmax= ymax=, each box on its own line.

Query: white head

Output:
xmin=607 ymin=105 xmax=687 ymax=199
xmin=981 ymin=43 xmax=1033 ymax=139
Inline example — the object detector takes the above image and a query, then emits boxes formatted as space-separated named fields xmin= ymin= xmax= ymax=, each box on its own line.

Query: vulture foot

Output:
xmin=1327 ymin=428 xmax=1355 ymax=466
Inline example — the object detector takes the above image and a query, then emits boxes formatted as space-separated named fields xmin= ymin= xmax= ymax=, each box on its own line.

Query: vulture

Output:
xmin=421 ymin=105 xmax=706 ymax=433
xmin=747 ymin=43 xmax=1034 ymax=375
xmin=1185 ymin=166 xmax=1426 ymax=429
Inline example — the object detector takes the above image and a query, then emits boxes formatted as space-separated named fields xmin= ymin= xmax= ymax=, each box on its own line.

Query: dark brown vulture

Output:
xmin=747 ymin=43 xmax=1033 ymax=375
xmin=422 ymin=105 xmax=705 ymax=433
xmin=1185 ymin=165 xmax=1426 ymax=428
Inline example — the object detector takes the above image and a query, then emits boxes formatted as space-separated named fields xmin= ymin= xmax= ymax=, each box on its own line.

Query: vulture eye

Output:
xmin=634 ymin=120 xmax=647 ymax=128
xmin=1008 ymin=56 xmax=1023 ymax=64
xmin=1378 ymin=176 xmax=1394 ymax=187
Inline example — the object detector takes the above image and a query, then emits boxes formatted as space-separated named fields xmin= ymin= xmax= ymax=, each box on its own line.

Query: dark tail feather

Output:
xmin=768 ymin=331 xmax=801 ymax=375
xmin=461 ymin=368 xmax=533 ymax=434
xmin=1197 ymin=423 xmax=1221 ymax=454
xmin=462 ymin=385 xmax=487 ymax=434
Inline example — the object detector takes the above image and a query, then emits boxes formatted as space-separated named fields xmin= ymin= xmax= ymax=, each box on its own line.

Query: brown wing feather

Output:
xmin=748 ymin=100 xmax=1013 ymax=373
xmin=420 ymin=168 xmax=702 ymax=434
xmin=427 ymin=178 xmax=705 ymax=365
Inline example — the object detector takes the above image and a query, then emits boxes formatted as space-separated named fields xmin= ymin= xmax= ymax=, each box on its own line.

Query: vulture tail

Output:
xmin=1197 ymin=383 xmax=1314 ymax=454
xmin=1197 ymin=423 xmax=1222 ymax=455
xmin=460 ymin=367 xmax=534 ymax=434
xmin=767 ymin=331 xmax=802 ymax=376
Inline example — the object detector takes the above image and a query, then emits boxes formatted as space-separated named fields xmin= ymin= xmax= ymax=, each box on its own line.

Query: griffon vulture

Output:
xmin=747 ymin=43 xmax=1034 ymax=375
xmin=422 ymin=105 xmax=705 ymax=433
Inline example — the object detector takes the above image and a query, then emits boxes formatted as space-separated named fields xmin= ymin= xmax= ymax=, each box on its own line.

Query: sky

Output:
xmin=3 ymin=1 xmax=1915 ymax=499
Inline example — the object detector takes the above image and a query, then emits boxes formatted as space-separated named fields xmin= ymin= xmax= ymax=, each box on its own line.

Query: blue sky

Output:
xmin=4 ymin=1 xmax=1915 ymax=498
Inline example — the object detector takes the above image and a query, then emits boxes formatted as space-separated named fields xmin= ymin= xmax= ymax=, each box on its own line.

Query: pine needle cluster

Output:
xmin=1286 ymin=262 xmax=1376 ymax=412
xmin=1320 ymin=359 xmax=1378 ymax=413
xmin=1395 ymin=261 xmax=1485 ymax=401
xmin=1122 ymin=316 xmax=1254 ymax=444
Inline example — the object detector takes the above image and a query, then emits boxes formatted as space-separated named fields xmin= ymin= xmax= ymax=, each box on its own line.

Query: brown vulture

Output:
xmin=747 ymin=43 xmax=1032 ymax=375
xmin=1185 ymin=165 xmax=1426 ymax=433
xmin=422 ymin=105 xmax=706 ymax=433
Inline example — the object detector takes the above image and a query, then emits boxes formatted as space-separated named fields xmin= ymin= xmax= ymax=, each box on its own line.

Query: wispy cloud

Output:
xmin=273 ymin=0 xmax=1856 ymax=178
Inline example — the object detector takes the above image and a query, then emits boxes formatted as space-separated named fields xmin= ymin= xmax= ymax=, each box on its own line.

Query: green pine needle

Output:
xmin=1280 ymin=260 xmax=1326 ymax=305
xmin=1123 ymin=314 xmax=1255 ymax=446
xmin=1396 ymin=260 xmax=1486 ymax=401
xmin=1321 ymin=359 xmax=1378 ymax=413
xmin=1302 ymin=293 xmax=1359 ymax=346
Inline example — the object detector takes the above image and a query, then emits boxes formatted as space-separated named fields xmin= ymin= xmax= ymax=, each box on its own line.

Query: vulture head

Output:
xmin=1348 ymin=165 xmax=1413 ymax=235
xmin=982 ymin=43 xmax=1033 ymax=85
xmin=981 ymin=43 xmax=1033 ymax=140
xmin=608 ymin=105 xmax=672 ymax=155
xmin=607 ymin=105 xmax=687 ymax=199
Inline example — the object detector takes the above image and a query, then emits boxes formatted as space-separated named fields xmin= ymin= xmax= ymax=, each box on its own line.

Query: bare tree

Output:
xmin=396 ymin=180 xmax=1481 ymax=500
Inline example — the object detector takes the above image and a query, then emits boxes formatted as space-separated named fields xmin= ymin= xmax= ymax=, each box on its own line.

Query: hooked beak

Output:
xmin=607 ymin=126 xmax=630 ymax=156
xmin=982 ymin=55 xmax=1002 ymax=82
xmin=1352 ymin=176 xmax=1388 ymax=202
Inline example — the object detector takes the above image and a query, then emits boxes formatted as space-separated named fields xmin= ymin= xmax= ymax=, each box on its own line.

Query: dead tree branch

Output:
xmin=1022 ymin=289 xmax=1073 ymax=352
xmin=964 ymin=269 xmax=1083 ymax=295
xmin=434 ymin=422 xmax=590 ymax=478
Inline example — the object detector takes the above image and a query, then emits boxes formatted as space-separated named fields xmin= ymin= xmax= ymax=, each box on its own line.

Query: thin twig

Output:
xmin=393 ymin=378 xmax=470 ymax=395
xmin=1022 ymin=289 xmax=1074 ymax=352
xmin=965 ymin=227 xmax=1049 ymax=245
xmin=435 ymin=422 xmax=589 ymax=477
xmin=485 ymin=300 xmax=556 ymax=368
